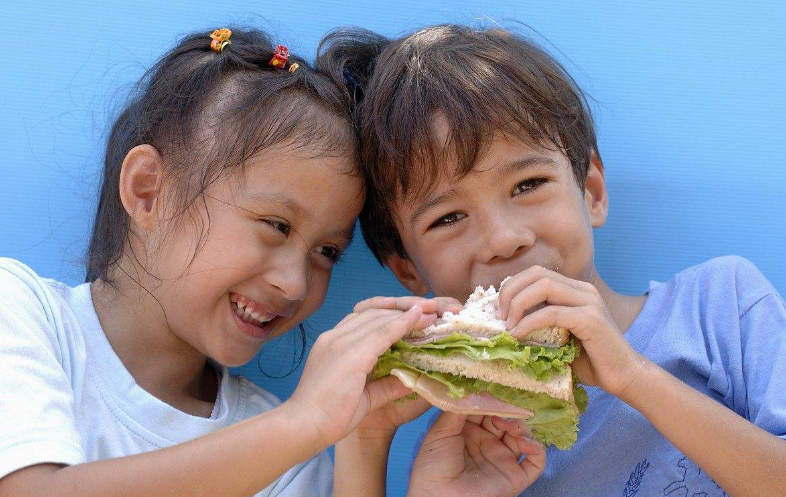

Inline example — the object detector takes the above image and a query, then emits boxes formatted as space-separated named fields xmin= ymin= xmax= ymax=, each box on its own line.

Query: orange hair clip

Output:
xmin=210 ymin=28 xmax=232 ymax=53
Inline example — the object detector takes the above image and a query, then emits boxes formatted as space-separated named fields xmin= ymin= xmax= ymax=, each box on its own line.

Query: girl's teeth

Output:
xmin=232 ymin=296 xmax=277 ymax=326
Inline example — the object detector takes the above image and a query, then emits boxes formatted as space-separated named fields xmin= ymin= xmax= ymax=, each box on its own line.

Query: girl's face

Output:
xmin=148 ymin=146 xmax=362 ymax=367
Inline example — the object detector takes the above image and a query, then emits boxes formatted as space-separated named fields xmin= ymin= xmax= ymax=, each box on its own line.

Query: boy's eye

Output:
xmin=512 ymin=178 xmax=548 ymax=196
xmin=317 ymin=245 xmax=343 ymax=264
xmin=428 ymin=212 xmax=466 ymax=230
xmin=262 ymin=219 xmax=291 ymax=236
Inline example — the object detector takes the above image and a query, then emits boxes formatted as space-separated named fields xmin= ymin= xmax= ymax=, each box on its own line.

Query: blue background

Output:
xmin=1 ymin=1 xmax=784 ymax=495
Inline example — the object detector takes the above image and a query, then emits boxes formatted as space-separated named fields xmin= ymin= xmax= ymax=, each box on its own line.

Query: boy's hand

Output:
xmin=498 ymin=266 xmax=646 ymax=400
xmin=408 ymin=412 xmax=545 ymax=497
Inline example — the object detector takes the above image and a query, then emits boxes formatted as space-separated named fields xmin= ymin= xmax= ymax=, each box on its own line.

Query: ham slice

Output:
xmin=390 ymin=368 xmax=533 ymax=419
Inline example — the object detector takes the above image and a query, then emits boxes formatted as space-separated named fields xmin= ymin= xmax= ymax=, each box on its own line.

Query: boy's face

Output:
xmin=386 ymin=129 xmax=608 ymax=302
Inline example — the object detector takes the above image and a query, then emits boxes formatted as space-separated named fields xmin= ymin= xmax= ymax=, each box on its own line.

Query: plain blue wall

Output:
xmin=2 ymin=1 xmax=784 ymax=495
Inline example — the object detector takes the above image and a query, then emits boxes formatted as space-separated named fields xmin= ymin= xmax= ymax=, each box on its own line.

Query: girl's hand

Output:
xmin=408 ymin=412 xmax=545 ymax=497
xmin=285 ymin=305 xmax=435 ymax=448
xmin=349 ymin=295 xmax=463 ymax=439
xmin=498 ymin=265 xmax=646 ymax=399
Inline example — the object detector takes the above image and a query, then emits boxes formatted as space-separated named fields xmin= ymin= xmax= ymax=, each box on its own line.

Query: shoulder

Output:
xmin=673 ymin=256 xmax=778 ymax=314
xmin=0 ymin=258 xmax=65 ymax=317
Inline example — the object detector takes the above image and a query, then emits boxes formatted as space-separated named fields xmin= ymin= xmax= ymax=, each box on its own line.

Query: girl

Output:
xmin=0 ymin=27 xmax=542 ymax=496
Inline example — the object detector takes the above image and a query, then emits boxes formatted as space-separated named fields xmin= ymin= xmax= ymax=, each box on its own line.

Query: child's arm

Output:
xmin=498 ymin=265 xmax=786 ymax=497
xmin=0 ymin=403 xmax=322 ymax=497
xmin=333 ymin=296 xmax=460 ymax=497
xmin=0 ymin=306 xmax=429 ymax=497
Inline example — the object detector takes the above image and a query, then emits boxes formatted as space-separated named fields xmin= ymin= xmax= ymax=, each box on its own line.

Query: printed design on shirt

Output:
xmin=663 ymin=456 xmax=727 ymax=497
xmin=622 ymin=459 xmax=650 ymax=497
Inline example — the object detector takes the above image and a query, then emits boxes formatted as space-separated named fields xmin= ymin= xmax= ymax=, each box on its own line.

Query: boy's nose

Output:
xmin=477 ymin=220 xmax=535 ymax=263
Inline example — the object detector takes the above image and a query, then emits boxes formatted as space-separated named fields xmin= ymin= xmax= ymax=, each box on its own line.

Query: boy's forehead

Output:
xmin=405 ymin=117 xmax=565 ymax=199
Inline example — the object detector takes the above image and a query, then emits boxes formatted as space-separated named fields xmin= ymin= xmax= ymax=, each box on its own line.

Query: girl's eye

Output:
xmin=512 ymin=178 xmax=548 ymax=196
xmin=428 ymin=212 xmax=466 ymax=230
xmin=317 ymin=245 xmax=343 ymax=264
xmin=262 ymin=219 xmax=291 ymax=236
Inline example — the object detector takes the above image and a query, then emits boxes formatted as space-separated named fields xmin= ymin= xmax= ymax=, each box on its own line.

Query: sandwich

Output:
xmin=374 ymin=281 xmax=588 ymax=449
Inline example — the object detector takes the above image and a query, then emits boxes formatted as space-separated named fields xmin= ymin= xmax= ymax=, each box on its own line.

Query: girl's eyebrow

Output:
xmin=246 ymin=191 xmax=305 ymax=217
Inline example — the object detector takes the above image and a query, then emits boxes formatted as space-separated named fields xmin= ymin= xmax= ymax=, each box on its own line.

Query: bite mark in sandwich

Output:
xmin=374 ymin=280 xmax=588 ymax=450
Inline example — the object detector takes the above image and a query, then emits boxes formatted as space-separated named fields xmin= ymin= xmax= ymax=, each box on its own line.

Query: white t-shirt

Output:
xmin=0 ymin=258 xmax=332 ymax=496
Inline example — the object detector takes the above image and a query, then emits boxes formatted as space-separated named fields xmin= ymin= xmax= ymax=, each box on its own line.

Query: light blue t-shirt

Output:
xmin=412 ymin=256 xmax=786 ymax=497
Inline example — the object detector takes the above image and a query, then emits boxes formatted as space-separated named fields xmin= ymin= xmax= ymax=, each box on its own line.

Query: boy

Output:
xmin=318 ymin=25 xmax=786 ymax=496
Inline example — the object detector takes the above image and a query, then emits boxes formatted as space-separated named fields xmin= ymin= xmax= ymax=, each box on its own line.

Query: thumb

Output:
xmin=424 ymin=411 xmax=467 ymax=442
xmin=364 ymin=375 xmax=413 ymax=412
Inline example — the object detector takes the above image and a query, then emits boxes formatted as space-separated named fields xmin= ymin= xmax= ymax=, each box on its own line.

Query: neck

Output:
xmin=586 ymin=266 xmax=648 ymax=333
xmin=90 ymin=273 xmax=218 ymax=416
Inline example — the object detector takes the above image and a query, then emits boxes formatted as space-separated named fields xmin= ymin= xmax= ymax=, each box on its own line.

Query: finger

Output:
xmin=505 ymin=277 xmax=592 ymax=330
xmin=498 ymin=265 xmax=588 ymax=320
xmin=429 ymin=297 xmax=463 ymax=316
xmin=413 ymin=311 xmax=439 ymax=330
xmin=349 ymin=305 xmax=425 ymax=357
xmin=336 ymin=308 xmax=403 ymax=332
xmin=502 ymin=432 xmax=523 ymax=456
xmin=354 ymin=296 xmax=462 ymax=317
xmin=363 ymin=375 xmax=414 ymax=412
xmin=466 ymin=414 xmax=484 ymax=425
xmin=517 ymin=437 xmax=546 ymax=486
xmin=510 ymin=304 xmax=586 ymax=340
xmin=481 ymin=415 xmax=505 ymax=440
xmin=423 ymin=411 xmax=468 ymax=442
xmin=491 ymin=417 xmax=532 ymax=439
xmin=464 ymin=422 xmax=528 ymax=483
xmin=354 ymin=296 xmax=435 ymax=314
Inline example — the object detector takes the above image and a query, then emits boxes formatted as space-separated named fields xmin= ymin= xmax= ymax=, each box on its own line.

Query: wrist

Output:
xmin=617 ymin=353 xmax=658 ymax=406
xmin=276 ymin=399 xmax=327 ymax=457
xmin=338 ymin=428 xmax=395 ymax=457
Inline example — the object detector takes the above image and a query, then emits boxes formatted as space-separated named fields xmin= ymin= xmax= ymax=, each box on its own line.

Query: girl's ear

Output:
xmin=119 ymin=144 xmax=165 ymax=231
xmin=385 ymin=254 xmax=430 ymax=296
xmin=583 ymin=150 xmax=608 ymax=228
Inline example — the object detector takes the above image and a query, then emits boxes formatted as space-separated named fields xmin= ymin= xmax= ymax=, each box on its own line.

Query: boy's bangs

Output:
xmin=364 ymin=24 xmax=593 ymax=204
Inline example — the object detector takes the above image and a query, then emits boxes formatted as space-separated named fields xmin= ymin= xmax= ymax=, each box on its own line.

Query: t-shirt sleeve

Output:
xmin=737 ymin=292 xmax=786 ymax=439
xmin=0 ymin=261 xmax=85 ymax=480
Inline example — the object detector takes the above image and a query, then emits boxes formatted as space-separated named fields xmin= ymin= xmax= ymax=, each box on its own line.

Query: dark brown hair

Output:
xmin=317 ymin=24 xmax=598 ymax=263
xmin=87 ymin=27 xmax=355 ymax=284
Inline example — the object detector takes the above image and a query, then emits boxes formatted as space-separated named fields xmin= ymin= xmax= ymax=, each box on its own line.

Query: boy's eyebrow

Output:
xmin=408 ymin=156 xmax=559 ymax=226
xmin=410 ymin=188 xmax=461 ymax=225
xmin=497 ymin=156 xmax=561 ymax=177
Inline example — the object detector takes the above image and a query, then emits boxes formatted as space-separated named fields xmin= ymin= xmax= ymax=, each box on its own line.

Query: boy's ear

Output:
xmin=385 ymin=254 xmax=430 ymax=296
xmin=583 ymin=151 xmax=608 ymax=228
xmin=118 ymin=144 xmax=165 ymax=232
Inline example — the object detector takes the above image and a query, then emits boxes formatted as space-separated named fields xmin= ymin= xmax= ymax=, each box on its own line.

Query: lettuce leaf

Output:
xmin=375 ymin=352 xmax=586 ymax=450
xmin=390 ymin=332 xmax=578 ymax=381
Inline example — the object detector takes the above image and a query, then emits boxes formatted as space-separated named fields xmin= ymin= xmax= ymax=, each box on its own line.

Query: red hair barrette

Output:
xmin=269 ymin=45 xmax=299 ymax=73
